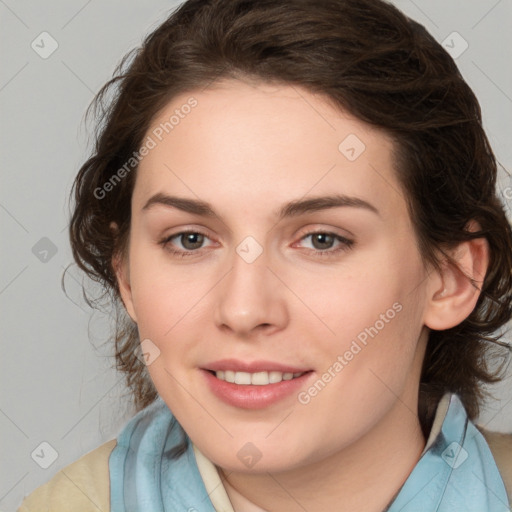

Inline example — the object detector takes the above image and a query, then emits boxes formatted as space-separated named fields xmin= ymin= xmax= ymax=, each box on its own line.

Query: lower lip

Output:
xmin=202 ymin=369 xmax=313 ymax=409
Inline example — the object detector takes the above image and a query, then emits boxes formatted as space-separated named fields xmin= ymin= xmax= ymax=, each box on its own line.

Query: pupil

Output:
xmin=182 ymin=233 xmax=203 ymax=250
xmin=313 ymin=233 xmax=333 ymax=250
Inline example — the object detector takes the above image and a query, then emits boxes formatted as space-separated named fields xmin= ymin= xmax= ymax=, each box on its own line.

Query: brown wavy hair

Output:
xmin=67 ymin=0 xmax=512 ymax=435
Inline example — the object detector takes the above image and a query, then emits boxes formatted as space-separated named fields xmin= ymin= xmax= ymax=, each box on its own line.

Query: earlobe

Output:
xmin=423 ymin=225 xmax=489 ymax=331
xmin=110 ymin=222 xmax=137 ymax=323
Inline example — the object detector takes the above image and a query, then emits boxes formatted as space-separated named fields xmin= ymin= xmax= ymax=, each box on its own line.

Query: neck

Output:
xmin=220 ymin=397 xmax=426 ymax=512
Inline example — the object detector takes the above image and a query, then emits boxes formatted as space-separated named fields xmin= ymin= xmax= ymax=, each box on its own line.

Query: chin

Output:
xmin=202 ymin=437 xmax=316 ymax=475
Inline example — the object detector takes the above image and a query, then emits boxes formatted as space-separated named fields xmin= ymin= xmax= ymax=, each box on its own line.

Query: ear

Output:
xmin=110 ymin=222 xmax=138 ymax=323
xmin=423 ymin=221 xmax=489 ymax=330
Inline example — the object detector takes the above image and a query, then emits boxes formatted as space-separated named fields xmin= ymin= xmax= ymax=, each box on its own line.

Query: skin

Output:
xmin=114 ymin=79 xmax=489 ymax=511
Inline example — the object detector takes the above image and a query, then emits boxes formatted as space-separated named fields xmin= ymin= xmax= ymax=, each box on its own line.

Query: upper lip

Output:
xmin=204 ymin=359 xmax=310 ymax=373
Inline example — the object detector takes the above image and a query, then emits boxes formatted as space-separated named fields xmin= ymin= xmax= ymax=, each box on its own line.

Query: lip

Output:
xmin=204 ymin=359 xmax=310 ymax=373
xmin=201 ymin=361 xmax=314 ymax=409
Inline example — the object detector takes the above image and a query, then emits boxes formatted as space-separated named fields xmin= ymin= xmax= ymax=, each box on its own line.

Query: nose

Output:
xmin=213 ymin=245 xmax=289 ymax=338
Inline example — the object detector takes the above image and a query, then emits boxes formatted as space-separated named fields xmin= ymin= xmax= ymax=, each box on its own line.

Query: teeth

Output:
xmin=269 ymin=371 xmax=283 ymax=384
xmin=235 ymin=372 xmax=252 ymax=385
xmin=251 ymin=371 xmax=269 ymax=385
xmin=214 ymin=370 xmax=305 ymax=385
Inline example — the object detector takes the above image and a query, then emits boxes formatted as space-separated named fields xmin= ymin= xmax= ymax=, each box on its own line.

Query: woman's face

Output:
xmin=117 ymin=79 xmax=434 ymax=472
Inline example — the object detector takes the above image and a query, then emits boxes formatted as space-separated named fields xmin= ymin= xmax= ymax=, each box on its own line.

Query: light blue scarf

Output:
xmin=109 ymin=393 xmax=510 ymax=511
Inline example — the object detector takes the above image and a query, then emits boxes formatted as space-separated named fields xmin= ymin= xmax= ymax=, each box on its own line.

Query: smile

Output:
xmin=214 ymin=370 xmax=306 ymax=385
xmin=202 ymin=361 xmax=314 ymax=409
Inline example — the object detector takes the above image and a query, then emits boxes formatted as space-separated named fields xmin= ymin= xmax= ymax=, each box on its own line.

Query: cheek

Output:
xmin=297 ymin=258 xmax=404 ymax=343
xmin=127 ymin=244 xmax=209 ymax=337
xmin=295 ymin=291 xmax=424 ymax=451
xmin=303 ymin=244 xmax=427 ymax=375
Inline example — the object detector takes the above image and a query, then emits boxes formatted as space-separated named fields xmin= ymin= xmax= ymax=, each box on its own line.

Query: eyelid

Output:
xmin=293 ymin=225 xmax=353 ymax=243
xmin=161 ymin=228 xmax=216 ymax=248
xmin=294 ymin=223 xmax=354 ymax=239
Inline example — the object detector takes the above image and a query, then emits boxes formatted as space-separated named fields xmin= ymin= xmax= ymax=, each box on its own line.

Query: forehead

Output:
xmin=133 ymin=79 xmax=407 ymax=222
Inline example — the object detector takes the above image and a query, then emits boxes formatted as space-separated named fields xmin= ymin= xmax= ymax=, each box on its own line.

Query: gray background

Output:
xmin=1 ymin=0 xmax=511 ymax=510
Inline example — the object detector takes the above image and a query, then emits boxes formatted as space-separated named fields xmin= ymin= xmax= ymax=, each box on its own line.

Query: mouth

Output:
xmin=201 ymin=360 xmax=313 ymax=409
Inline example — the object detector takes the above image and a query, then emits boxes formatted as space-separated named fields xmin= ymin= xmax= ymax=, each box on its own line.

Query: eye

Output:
xmin=159 ymin=230 xmax=215 ymax=257
xmin=295 ymin=231 xmax=354 ymax=256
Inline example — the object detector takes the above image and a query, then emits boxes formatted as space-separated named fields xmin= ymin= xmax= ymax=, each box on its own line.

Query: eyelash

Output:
xmin=159 ymin=229 xmax=355 ymax=259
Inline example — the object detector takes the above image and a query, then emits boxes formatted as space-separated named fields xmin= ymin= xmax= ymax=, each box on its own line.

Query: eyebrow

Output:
xmin=141 ymin=192 xmax=380 ymax=219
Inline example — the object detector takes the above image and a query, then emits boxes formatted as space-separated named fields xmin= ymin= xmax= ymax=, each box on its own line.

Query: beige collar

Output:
xmin=193 ymin=444 xmax=236 ymax=512
xmin=422 ymin=392 xmax=451 ymax=454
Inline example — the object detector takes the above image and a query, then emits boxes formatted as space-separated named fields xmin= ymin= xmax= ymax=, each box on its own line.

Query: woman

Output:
xmin=18 ymin=0 xmax=512 ymax=510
